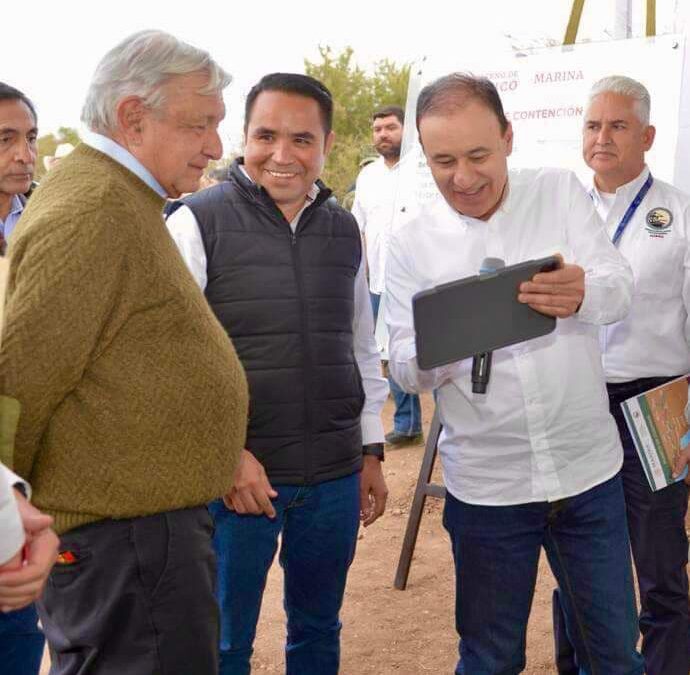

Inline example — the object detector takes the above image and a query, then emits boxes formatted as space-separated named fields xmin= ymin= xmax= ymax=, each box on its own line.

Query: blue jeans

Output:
xmin=208 ymin=472 xmax=360 ymax=675
xmin=0 ymin=604 xmax=44 ymax=675
xmin=443 ymin=473 xmax=644 ymax=675
xmin=370 ymin=292 xmax=421 ymax=435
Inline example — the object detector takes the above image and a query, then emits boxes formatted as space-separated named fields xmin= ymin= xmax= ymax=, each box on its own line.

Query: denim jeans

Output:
xmin=443 ymin=473 xmax=644 ymax=675
xmin=208 ymin=472 xmax=360 ymax=675
xmin=370 ymin=292 xmax=422 ymax=435
xmin=555 ymin=377 xmax=690 ymax=675
xmin=0 ymin=605 xmax=44 ymax=675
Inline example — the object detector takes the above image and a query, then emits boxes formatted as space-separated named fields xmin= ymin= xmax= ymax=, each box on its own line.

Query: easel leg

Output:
xmin=394 ymin=407 xmax=444 ymax=590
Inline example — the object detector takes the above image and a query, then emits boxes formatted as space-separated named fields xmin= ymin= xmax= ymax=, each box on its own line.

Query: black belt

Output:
xmin=606 ymin=375 xmax=681 ymax=401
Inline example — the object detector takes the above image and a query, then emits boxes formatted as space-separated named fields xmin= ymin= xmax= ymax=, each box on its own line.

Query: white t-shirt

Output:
xmin=386 ymin=167 xmax=633 ymax=506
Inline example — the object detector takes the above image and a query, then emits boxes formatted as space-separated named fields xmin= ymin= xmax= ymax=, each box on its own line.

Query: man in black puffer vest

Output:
xmin=167 ymin=73 xmax=389 ymax=675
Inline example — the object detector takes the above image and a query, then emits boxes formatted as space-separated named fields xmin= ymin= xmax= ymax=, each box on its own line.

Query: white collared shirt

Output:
xmin=0 ymin=465 xmax=28 ymax=565
xmin=592 ymin=167 xmax=690 ymax=382
xmin=82 ymin=131 xmax=167 ymax=197
xmin=386 ymin=167 xmax=633 ymax=506
xmin=351 ymin=157 xmax=400 ymax=295
xmin=166 ymin=179 xmax=388 ymax=445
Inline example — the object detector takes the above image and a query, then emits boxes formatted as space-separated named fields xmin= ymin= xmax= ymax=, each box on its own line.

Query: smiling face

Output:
xmin=419 ymin=99 xmax=512 ymax=220
xmin=0 ymin=98 xmax=37 ymax=214
xmin=583 ymin=92 xmax=655 ymax=193
xmin=131 ymin=70 xmax=225 ymax=198
xmin=243 ymin=90 xmax=334 ymax=222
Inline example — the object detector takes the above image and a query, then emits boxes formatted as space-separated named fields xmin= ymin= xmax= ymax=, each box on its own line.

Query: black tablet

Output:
xmin=412 ymin=256 xmax=560 ymax=370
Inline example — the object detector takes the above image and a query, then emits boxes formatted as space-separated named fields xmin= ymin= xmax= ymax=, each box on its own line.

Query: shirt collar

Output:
xmin=590 ymin=165 xmax=650 ymax=207
xmin=82 ymin=131 xmax=167 ymax=198
xmin=379 ymin=155 xmax=400 ymax=171
xmin=238 ymin=164 xmax=320 ymax=204
xmin=0 ymin=194 xmax=24 ymax=226
xmin=8 ymin=194 xmax=23 ymax=217
xmin=443 ymin=175 xmax=512 ymax=225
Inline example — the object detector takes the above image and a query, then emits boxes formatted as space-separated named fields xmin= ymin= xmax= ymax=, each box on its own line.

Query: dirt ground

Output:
xmin=41 ymin=391 xmax=690 ymax=674
xmin=246 ymin=392 xmax=564 ymax=675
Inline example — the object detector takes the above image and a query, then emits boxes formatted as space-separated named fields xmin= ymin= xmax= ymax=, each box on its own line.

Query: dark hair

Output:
xmin=373 ymin=105 xmax=404 ymax=125
xmin=244 ymin=73 xmax=333 ymax=135
xmin=0 ymin=82 xmax=37 ymax=122
xmin=416 ymin=73 xmax=508 ymax=133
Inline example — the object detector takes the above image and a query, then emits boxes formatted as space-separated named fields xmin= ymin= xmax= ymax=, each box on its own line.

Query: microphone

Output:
xmin=471 ymin=257 xmax=505 ymax=394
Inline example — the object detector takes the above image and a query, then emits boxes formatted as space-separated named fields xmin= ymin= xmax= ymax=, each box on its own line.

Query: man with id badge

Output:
xmin=553 ymin=75 xmax=690 ymax=675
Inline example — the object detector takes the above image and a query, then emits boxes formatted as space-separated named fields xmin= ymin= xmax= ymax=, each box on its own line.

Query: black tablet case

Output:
xmin=413 ymin=256 xmax=559 ymax=370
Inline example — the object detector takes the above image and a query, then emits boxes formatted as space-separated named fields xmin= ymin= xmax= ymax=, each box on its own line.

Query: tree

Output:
xmin=305 ymin=46 xmax=410 ymax=200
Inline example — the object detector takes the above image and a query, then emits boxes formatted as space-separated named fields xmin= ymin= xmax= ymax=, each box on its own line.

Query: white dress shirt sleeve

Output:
xmin=565 ymin=173 xmax=634 ymax=325
xmin=385 ymin=225 xmax=464 ymax=393
xmin=0 ymin=465 xmax=25 ymax=566
xmin=353 ymin=256 xmax=388 ymax=443
xmin=165 ymin=205 xmax=208 ymax=291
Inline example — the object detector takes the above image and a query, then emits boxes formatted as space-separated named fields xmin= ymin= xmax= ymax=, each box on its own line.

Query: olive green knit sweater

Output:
xmin=0 ymin=144 xmax=249 ymax=534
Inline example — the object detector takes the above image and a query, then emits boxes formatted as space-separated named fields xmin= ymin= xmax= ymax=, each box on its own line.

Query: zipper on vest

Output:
xmin=289 ymin=227 xmax=315 ymax=483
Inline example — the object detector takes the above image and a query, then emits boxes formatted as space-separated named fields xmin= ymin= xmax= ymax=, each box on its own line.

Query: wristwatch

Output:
xmin=362 ymin=443 xmax=385 ymax=462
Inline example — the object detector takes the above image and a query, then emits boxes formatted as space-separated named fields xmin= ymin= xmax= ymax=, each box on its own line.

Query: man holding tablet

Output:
xmin=385 ymin=73 xmax=643 ymax=674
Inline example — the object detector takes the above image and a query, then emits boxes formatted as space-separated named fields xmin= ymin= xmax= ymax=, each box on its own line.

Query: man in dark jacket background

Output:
xmin=166 ymin=73 xmax=389 ymax=675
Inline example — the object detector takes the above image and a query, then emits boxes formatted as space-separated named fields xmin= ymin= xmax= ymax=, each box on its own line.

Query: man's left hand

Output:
xmin=518 ymin=255 xmax=585 ymax=319
xmin=360 ymin=456 xmax=388 ymax=527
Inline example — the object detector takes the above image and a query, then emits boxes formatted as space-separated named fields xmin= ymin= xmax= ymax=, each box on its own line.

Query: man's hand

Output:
xmin=360 ymin=456 xmax=388 ymax=527
xmin=518 ymin=254 xmax=585 ymax=319
xmin=223 ymin=449 xmax=278 ymax=518
xmin=0 ymin=491 xmax=59 ymax=612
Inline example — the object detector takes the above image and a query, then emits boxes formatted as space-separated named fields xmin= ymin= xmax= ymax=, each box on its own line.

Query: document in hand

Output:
xmin=621 ymin=374 xmax=690 ymax=491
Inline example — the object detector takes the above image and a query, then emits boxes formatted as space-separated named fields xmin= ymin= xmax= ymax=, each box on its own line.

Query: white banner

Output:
xmin=395 ymin=34 xmax=687 ymax=217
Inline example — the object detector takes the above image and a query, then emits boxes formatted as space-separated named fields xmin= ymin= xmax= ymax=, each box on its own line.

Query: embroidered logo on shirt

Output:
xmin=645 ymin=207 xmax=673 ymax=237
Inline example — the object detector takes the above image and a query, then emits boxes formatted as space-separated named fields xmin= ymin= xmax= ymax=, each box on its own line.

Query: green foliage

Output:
xmin=304 ymin=46 xmax=409 ymax=200
xmin=35 ymin=127 xmax=81 ymax=180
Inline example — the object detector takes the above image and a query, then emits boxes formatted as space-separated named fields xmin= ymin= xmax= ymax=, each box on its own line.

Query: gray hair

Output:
xmin=587 ymin=75 xmax=651 ymax=125
xmin=81 ymin=30 xmax=232 ymax=134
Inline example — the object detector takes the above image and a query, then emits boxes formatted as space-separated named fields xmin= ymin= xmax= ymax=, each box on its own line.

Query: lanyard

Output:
xmin=609 ymin=173 xmax=653 ymax=246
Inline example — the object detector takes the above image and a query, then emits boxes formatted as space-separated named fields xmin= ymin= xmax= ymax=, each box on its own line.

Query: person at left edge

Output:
xmin=0 ymin=81 xmax=46 ymax=675
xmin=166 ymin=72 xmax=389 ymax=675
xmin=0 ymin=30 xmax=249 ymax=675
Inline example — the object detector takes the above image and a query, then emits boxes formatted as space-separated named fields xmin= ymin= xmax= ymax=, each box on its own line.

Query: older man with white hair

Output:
xmin=553 ymin=74 xmax=690 ymax=675
xmin=0 ymin=30 xmax=249 ymax=675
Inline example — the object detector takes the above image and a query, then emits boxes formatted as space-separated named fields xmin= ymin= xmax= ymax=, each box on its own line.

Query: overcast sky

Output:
xmin=4 ymin=0 xmax=687 ymax=152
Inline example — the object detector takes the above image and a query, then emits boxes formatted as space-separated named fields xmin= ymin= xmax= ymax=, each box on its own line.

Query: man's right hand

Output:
xmin=223 ymin=450 xmax=278 ymax=518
